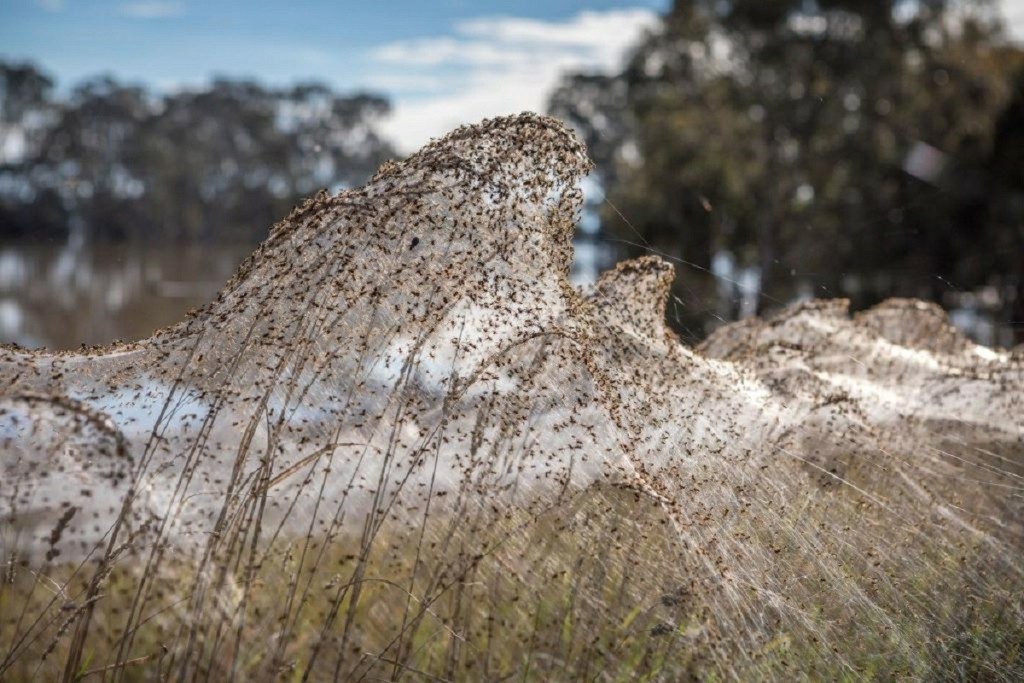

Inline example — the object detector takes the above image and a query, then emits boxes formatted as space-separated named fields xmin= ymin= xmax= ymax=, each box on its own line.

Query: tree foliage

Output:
xmin=550 ymin=0 xmax=1024 ymax=343
xmin=0 ymin=63 xmax=395 ymax=244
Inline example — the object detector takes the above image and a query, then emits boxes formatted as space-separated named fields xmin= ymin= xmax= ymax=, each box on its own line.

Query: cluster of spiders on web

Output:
xmin=1 ymin=113 xmax=1021 ymax=681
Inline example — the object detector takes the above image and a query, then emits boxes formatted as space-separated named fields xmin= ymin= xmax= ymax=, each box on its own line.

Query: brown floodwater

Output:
xmin=1 ymin=238 xmax=1009 ymax=350
xmin=0 ymin=238 xmax=614 ymax=350
xmin=0 ymin=242 xmax=256 ymax=350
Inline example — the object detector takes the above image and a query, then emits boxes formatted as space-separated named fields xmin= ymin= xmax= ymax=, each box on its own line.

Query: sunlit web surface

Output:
xmin=1 ymin=114 xmax=1022 ymax=681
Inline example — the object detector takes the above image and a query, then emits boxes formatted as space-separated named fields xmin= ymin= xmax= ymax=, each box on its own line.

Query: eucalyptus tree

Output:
xmin=550 ymin=0 xmax=1022 ymax=339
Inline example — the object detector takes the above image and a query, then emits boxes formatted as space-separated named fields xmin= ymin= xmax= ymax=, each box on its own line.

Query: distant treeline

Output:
xmin=0 ymin=63 xmax=394 ymax=244
xmin=3 ymin=0 xmax=1024 ymax=344
xmin=550 ymin=0 xmax=1024 ymax=343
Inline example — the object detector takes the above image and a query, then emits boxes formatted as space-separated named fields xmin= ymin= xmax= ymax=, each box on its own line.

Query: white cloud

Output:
xmin=35 ymin=0 xmax=63 ymax=12
xmin=119 ymin=1 xmax=185 ymax=19
xmin=370 ymin=8 xmax=659 ymax=153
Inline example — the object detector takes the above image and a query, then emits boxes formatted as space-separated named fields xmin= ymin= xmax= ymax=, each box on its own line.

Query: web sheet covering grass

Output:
xmin=2 ymin=114 xmax=1022 ymax=681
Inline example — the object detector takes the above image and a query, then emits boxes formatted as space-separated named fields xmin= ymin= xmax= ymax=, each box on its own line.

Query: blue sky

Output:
xmin=0 ymin=0 xmax=668 ymax=150
xmin=3 ymin=0 xmax=1022 ymax=152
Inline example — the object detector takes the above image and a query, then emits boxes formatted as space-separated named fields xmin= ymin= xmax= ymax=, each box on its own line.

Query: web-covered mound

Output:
xmin=2 ymin=114 xmax=1022 ymax=681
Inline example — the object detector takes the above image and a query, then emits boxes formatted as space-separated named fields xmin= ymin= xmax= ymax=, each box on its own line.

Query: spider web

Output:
xmin=1 ymin=113 xmax=1022 ymax=681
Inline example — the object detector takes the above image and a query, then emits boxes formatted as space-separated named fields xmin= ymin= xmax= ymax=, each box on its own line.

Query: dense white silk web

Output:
xmin=2 ymin=114 xmax=1022 ymax=681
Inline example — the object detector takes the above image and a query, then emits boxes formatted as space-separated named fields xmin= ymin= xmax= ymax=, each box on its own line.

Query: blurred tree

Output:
xmin=35 ymin=76 xmax=152 ymax=241
xmin=551 ymin=0 xmax=1023 ymax=341
xmin=984 ymin=66 xmax=1024 ymax=343
xmin=0 ymin=187 xmax=68 ymax=242
xmin=0 ymin=62 xmax=55 ymax=162
xmin=549 ymin=74 xmax=631 ymax=188
xmin=0 ymin=64 xmax=395 ymax=244
xmin=0 ymin=63 xmax=68 ymax=241
xmin=125 ymin=79 xmax=292 ymax=243
xmin=280 ymin=84 xmax=393 ymax=194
